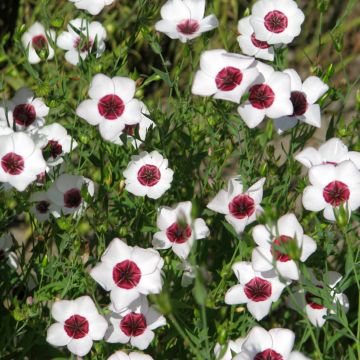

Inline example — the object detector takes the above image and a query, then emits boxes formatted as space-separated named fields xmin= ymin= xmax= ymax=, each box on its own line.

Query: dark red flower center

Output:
xmin=120 ymin=312 xmax=147 ymax=337
xmin=323 ymin=180 xmax=350 ymax=207
xmin=176 ymin=19 xmax=200 ymax=35
xmin=63 ymin=188 xmax=82 ymax=208
xmin=36 ymin=200 xmax=50 ymax=214
xmin=305 ymin=285 xmax=324 ymax=310
xmin=264 ymin=10 xmax=288 ymax=33
xmin=249 ymin=84 xmax=275 ymax=109
xmin=166 ymin=222 xmax=192 ymax=244
xmin=228 ymin=194 xmax=255 ymax=219
xmin=290 ymin=91 xmax=308 ymax=116
xmin=74 ymin=36 xmax=93 ymax=52
xmin=98 ymin=94 xmax=125 ymax=120
xmin=251 ymin=33 xmax=270 ymax=49
xmin=1 ymin=152 xmax=25 ymax=175
xmin=215 ymin=67 xmax=243 ymax=91
xmin=32 ymin=34 xmax=48 ymax=50
xmin=254 ymin=349 xmax=283 ymax=360
xmin=44 ymin=140 xmax=63 ymax=159
xmin=13 ymin=104 xmax=36 ymax=127
xmin=244 ymin=277 xmax=272 ymax=302
xmin=271 ymin=235 xmax=292 ymax=262
xmin=137 ymin=164 xmax=161 ymax=186
xmin=124 ymin=124 xmax=139 ymax=137
xmin=112 ymin=260 xmax=141 ymax=289
xmin=64 ymin=314 xmax=89 ymax=339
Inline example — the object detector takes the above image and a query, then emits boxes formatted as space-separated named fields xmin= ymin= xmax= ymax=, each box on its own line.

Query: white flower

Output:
xmin=191 ymin=49 xmax=260 ymax=103
xmin=0 ymin=132 xmax=47 ymax=191
xmin=207 ymin=176 xmax=265 ymax=234
xmin=155 ymin=0 xmax=218 ymax=43
xmin=21 ymin=22 xmax=55 ymax=64
xmin=123 ymin=151 xmax=174 ymax=199
xmin=302 ymin=161 xmax=360 ymax=221
xmin=0 ymin=233 xmax=18 ymax=269
xmin=237 ymin=16 xmax=275 ymax=61
xmin=225 ymin=261 xmax=286 ymax=321
xmin=152 ymin=201 xmax=210 ymax=259
xmin=214 ymin=337 xmax=245 ymax=360
xmin=251 ymin=213 xmax=317 ymax=281
xmin=76 ymin=73 xmax=142 ymax=140
xmin=288 ymin=352 xmax=311 ymax=360
xmin=295 ymin=138 xmax=360 ymax=170
xmin=90 ymin=238 xmax=164 ymax=312
xmin=273 ymin=69 xmax=329 ymax=133
xmin=46 ymin=295 xmax=108 ymax=357
xmin=47 ymin=174 xmax=94 ymax=216
xmin=233 ymin=326 xmax=295 ymax=360
xmin=29 ymin=191 xmax=60 ymax=222
xmin=108 ymin=351 xmax=154 ymax=360
xmin=0 ymin=87 xmax=49 ymax=131
xmin=250 ymin=0 xmax=305 ymax=45
xmin=238 ymin=62 xmax=293 ymax=128
xmin=57 ymin=18 xmax=107 ymax=66
xmin=32 ymin=123 xmax=78 ymax=167
xmin=69 ymin=0 xmax=115 ymax=15
xmin=287 ymin=270 xmax=349 ymax=328
xmin=105 ymin=296 xmax=166 ymax=350
xmin=107 ymin=101 xmax=155 ymax=147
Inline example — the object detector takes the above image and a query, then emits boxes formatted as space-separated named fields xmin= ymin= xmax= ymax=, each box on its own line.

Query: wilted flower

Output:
xmin=123 ymin=151 xmax=174 ymax=199
xmin=152 ymin=201 xmax=210 ymax=259
xmin=207 ymin=176 xmax=265 ymax=234
xmin=21 ymin=22 xmax=55 ymax=64
xmin=192 ymin=49 xmax=260 ymax=103
xmin=90 ymin=238 xmax=164 ymax=312
xmin=225 ymin=261 xmax=286 ymax=321
xmin=273 ymin=69 xmax=329 ymax=133
xmin=0 ymin=233 xmax=18 ymax=269
xmin=57 ymin=18 xmax=107 ymax=65
xmin=155 ymin=0 xmax=218 ymax=43
xmin=46 ymin=296 xmax=108 ymax=357
xmin=251 ymin=213 xmax=317 ymax=280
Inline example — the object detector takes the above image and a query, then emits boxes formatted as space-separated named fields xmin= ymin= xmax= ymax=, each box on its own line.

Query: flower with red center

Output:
xmin=105 ymin=296 xmax=166 ymax=350
xmin=155 ymin=0 xmax=218 ymax=43
xmin=46 ymin=296 xmax=108 ymax=357
xmin=90 ymin=238 xmax=164 ymax=312
xmin=108 ymin=351 xmax=154 ymax=360
xmin=57 ymin=18 xmax=106 ymax=65
xmin=21 ymin=22 xmax=55 ymax=64
xmin=252 ymin=213 xmax=317 ymax=281
xmin=153 ymin=201 xmax=210 ymax=259
xmin=238 ymin=62 xmax=293 ymax=128
xmin=273 ymin=69 xmax=329 ymax=133
xmin=250 ymin=0 xmax=305 ymax=45
xmin=232 ymin=327 xmax=295 ymax=360
xmin=0 ymin=234 xmax=18 ymax=269
xmin=47 ymin=174 xmax=94 ymax=217
xmin=30 ymin=191 xmax=60 ymax=222
xmin=237 ymin=17 xmax=274 ymax=61
xmin=302 ymin=161 xmax=360 ymax=222
xmin=225 ymin=262 xmax=285 ymax=321
xmin=123 ymin=151 xmax=173 ymax=199
xmin=32 ymin=123 xmax=77 ymax=168
xmin=76 ymin=74 xmax=143 ymax=141
xmin=207 ymin=176 xmax=265 ymax=234
xmin=0 ymin=132 xmax=46 ymax=191
xmin=287 ymin=270 xmax=349 ymax=327
xmin=107 ymin=101 xmax=156 ymax=147
xmin=69 ymin=0 xmax=115 ymax=15
xmin=192 ymin=49 xmax=260 ymax=103
xmin=295 ymin=138 xmax=360 ymax=170
xmin=0 ymin=87 xmax=49 ymax=132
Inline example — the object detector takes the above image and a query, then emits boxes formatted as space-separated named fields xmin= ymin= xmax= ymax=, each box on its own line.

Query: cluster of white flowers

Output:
xmin=1 ymin=0 xmax=359 ymax=358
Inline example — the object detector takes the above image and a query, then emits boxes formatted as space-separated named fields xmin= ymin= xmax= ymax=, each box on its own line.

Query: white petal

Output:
xmin=130 ymin=329 xmax=154 ymax=350
xmin=46 ymin=323 xmax=71 ymax=346
xmin=252 ymin=247 xmax=273 ymax=272
xmin=247 ymin=298 xmax=272 ymax=320
xmin=191 ymin=71 xmax=218 ymax=97
xmin=276 ymin=260 xmax=299 ymax=281
xmin=238 ymin=103 xmax=266 ymax=128
xmin=300 ymin=235 xmax=317 ymax=262
xmin=225 ymin=284 xmax=249 ymax=304
xmin=88 ymin=74 xmax=115 ymax=100
xmin=306 ymin=305 xmax=327 ymax=327
xmin=67 ymin=336 xmax=93 ymax=357
xmin=302 ymin=186 xmax=327 ymax=211
xmin=132 ymin=247 xmax=161 ymax=275
xmin=76 ymin=99 xmax=103 ymax=125
xmin=269 ymin=328 xmax=295 ymax=357
xmin=295 ymin=147 xmax=322 ymax=168
xmin=302 ymin=76 xmax=329 ymax=104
